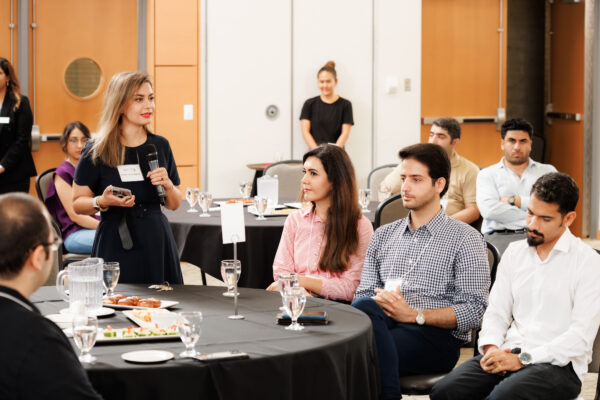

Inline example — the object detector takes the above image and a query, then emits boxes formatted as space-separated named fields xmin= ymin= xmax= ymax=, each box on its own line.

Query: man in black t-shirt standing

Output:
xmin=0 ymin=193 xmax=102 ymax=400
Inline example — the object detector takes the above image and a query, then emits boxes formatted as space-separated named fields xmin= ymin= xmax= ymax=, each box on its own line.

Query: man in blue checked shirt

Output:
xmin=352 ymin=143 xmax=490 ymax=400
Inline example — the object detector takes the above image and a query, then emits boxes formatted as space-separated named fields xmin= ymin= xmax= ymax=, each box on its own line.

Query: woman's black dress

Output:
xmin=74 ymin=134 xmax=183 ymax=284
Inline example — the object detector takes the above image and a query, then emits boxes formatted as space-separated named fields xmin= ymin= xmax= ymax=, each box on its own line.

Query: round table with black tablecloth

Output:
xmin=165 ymin=202 xmax=378 ymax=289
xmin=33 ymin=284 xmax=379 ymax=400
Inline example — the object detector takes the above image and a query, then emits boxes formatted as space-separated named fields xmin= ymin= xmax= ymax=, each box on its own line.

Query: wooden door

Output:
xmin=545 ymin=2 xmax=584 ymax=236
xmin=30 ymin=0 xmax=138 ymax=186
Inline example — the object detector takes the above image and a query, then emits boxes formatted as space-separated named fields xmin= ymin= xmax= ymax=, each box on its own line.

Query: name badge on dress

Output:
xmin=0 ymin=117 xmax=10 ymax=124
xmin=117 ymin=164 xmax=144 ymax=182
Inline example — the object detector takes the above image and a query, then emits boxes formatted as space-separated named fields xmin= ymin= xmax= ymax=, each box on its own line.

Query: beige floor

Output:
xmin=180 ymin=262 xmax=597 ymax=399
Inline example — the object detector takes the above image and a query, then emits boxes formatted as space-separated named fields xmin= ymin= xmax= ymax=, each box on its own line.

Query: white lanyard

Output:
xmin=384 ymin=214 xmax=446 ymax=285
xmin=0 ymin=291 xmax=34 ymax=312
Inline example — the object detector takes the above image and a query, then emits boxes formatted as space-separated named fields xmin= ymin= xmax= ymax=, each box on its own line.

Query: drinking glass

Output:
xmin=359 ymin=189 xmax=371 ymax=213
xmin=282 ymin=286 xmax=307 ymax=331
xmin=73 ymin=315 xmax=98 ymax=363
xmin=239 ymin=182 xmax=252 ymax=200
xmin=220 ymin=260 xmax=241 ymax=297
xmin=102 ymin=262 xmax=120 ymax=297
xmin=254 ymin=196 xmax=267 ymax=220
xmin=199 ymin=192 xmax=212 ymax=217
xmin=277 ymin=272 xmax=299 ymax=311
xmin=177 ymin=311 xmax=203 ymax=358
xmin=186 ymin=188 xmax=198 ymax=213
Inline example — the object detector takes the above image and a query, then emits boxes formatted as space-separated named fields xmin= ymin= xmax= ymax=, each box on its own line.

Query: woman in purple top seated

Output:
xmin=45 ymin=121 xmax=99 ymax=253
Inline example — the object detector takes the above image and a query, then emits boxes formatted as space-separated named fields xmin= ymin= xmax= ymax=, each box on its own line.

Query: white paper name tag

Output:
xmin=221 ymin=202 xmax=246 ymax=244
xmin=0 ymin=117 xmax=9 ymax=124
xmin=384 ymin=278 xmax=403 ymax=292
xmin=117 ymin=164 xmax=144 ymax=182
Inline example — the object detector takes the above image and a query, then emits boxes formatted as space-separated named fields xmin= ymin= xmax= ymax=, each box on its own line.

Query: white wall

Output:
xmin=373 ymin=0 xmax=421 ymax=166
xmin=205 ymin=0 xmax=292 ymax=197
xmin=203 ymin=0 xmax=422 ymax=195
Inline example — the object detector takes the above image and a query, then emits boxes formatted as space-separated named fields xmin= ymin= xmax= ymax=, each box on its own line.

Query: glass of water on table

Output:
xmin=73 ymin=315 xmax=98 ymax=363
xmin=177 ymin=311 xmax=203 ymax=358
xmin=221 ymin=260 xmax=241 ymax=297
xmin=102 ymin=262 xmax=120 ymax=297
xmin=277 ymin=272 xmax=299 ymax=311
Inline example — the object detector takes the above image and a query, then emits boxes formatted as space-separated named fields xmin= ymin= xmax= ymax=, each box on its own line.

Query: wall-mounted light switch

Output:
xmin=183 ymin=104 xmax=194 ymax=121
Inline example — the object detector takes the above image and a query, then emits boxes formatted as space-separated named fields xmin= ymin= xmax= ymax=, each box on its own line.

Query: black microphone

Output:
xmin=144 ymin=144 xmax=166 ymax=205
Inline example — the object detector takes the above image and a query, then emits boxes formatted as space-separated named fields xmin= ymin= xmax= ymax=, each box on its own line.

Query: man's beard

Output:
xmin=526 ymin=228 xmax=544 ymax=247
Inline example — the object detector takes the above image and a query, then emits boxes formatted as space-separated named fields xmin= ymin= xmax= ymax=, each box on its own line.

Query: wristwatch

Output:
xmin=93 ymin=196 xmax=108 ymax=212
xmin=518 ymin=352 xmax=533 ymax=366
xmin=416 ymin=309 xmax=425 ymax=325
xmin=509 ymin=196 xmax=516 ymax=206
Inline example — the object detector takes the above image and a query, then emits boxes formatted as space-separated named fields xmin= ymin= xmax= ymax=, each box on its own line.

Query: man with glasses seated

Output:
xmin=0 ymin=193 xmax=101 ymax=399
xmin=352 ymin=143 xmax=490 ymax=400
xmin=431 ymin=173 xmax=600 ymax=400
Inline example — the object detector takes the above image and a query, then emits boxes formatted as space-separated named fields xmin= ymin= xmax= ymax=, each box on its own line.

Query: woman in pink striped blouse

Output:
xmin=268 ymin=144 xmax=373 ymax=302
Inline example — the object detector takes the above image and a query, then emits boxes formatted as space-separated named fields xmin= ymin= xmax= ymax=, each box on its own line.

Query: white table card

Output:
xmin=220 ymin=202 xmax=246 ymax=244
xmin=257 ymin=175 xmax=278 ymax=206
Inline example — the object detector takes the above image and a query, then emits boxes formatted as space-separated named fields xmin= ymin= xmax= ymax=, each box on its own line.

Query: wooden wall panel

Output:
xmin=154 ymin=66 xmax=198 ymax=167
xmin=176 ymin=166 xmax=198 ymax=192
xmin=421 ymin=0 xmax=507 ymax=166
xmin=0 ymin=0 xmax=15 ymax=65
xmin=546 ymin=2 xmax=584 ymax=235
xmin=155 ymin=0 xmax=197 ymax=65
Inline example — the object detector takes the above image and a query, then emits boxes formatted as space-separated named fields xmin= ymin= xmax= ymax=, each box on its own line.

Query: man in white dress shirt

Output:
xmin=476 ymin=118 xmax=556 ymax=254
xmin=430 ymin=172 xmax=600 ymax=400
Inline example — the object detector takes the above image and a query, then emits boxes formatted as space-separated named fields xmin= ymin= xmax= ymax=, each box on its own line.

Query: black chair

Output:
xmin=374 ymin=194 xmax=409 ymax=229
xmin=367 ymin=163 xmax=398 ymax=201
xmin=35 ymin=168 xmax=90 ymax=269
xmin=263 ymin=160 xmax=303 ymax=201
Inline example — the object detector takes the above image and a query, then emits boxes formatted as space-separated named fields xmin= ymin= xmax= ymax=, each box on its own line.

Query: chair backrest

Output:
xmin=263 ymin=160 xmax=303 ymax=201
xmin=367 ymin=163 xmax=398 ymax=201
xmin=35 ymin=168 xmax=56 ymax=202
xmin=374 ymin=193 xmax=409 ymax=229
xmin=486 ymin=241 xmax=500 ymax=289
xmin=43 ymin=220 xmax=63 ymax=285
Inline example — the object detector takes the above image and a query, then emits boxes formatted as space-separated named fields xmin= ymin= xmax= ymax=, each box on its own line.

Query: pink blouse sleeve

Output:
xmin=320 ymin=216 xmax=374 ymax=301
xmin=272 ymin=213 xmax=298 ymax=281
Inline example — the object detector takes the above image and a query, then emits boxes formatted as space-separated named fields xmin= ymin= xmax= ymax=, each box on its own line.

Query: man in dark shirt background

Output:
xmin=0 ymin=192 xmax=101 ymax=399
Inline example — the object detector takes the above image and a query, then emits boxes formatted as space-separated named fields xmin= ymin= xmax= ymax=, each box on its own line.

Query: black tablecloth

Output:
xmin=34 ymin=284 xmax=379 ymax=400
xmin=165 ymin=202 xmax=378 ymax=289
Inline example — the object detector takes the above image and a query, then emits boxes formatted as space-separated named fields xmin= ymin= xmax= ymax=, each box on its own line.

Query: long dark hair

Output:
xmin=303 ymin=144 xmax=360 ymax=273
xmin=0 ymin=57 xmax=22 ymax=110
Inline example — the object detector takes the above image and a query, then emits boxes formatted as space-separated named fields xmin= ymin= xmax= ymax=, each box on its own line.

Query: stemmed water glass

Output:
xmin=277 ymin=272 xmax=299 ymax=311
xmin=221 ymin=260 xmax=241 ymax=297
xmin=73 ymin=315 xmax=98 ymax=363
xmin=359 ymin=189 xmax=371 ymax=213
xmin=102 ymin=262 xmax=120 ymax=297
xmin=177 ymin=311 xmax=203 ymax=358
xmin=186 ymin=188 xmax=198 ymax=213
xmin=239 ymin=182 xmax=252 ymax=200
xmin=199 ymin=192 xmax=212 ymax=217
xmin=254 ymin=196 xmax=267 ymax=220
xmin=282 ymin=286 xmax=307 ymax=331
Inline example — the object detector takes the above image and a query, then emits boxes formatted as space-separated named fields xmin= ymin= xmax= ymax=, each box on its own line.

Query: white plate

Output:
xmin=103 ymin=300 xmax=179 ymax=310
xmin=59 ymin=307 xmax=115 ymax=317
xmin=247 ymin=207 xmax=295 ymax=217
xmin=121 ymin=350 xmax=174 ymax=364
xmin=123 ymin=309 xmax=178 ymax=328
xmin=283 ymin=202 xmax=303 ymax=209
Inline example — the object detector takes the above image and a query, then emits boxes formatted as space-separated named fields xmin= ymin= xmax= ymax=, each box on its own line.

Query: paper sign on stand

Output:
xmin=257 ymin=175 xmax=278 ymax=206
xmin=220 ymin=202 xmax=246 ymax=245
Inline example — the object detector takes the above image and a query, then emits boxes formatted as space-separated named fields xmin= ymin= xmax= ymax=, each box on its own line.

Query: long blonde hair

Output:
xmin=91 ymin=71 xmax=153 ymax=167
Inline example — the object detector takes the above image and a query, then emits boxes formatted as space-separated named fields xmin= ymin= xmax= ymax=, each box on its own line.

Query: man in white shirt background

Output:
xmin=476 ymin=118 xmax=556 ymax=255
xmin=430 ymin=172 xmax=600 ymax=400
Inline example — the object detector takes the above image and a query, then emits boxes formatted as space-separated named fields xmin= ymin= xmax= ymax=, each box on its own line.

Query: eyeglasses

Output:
xmin=39 ymin=236 xmax=63 ymax=253
xmin=68 ymin=138 xmax=89 ymax=144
